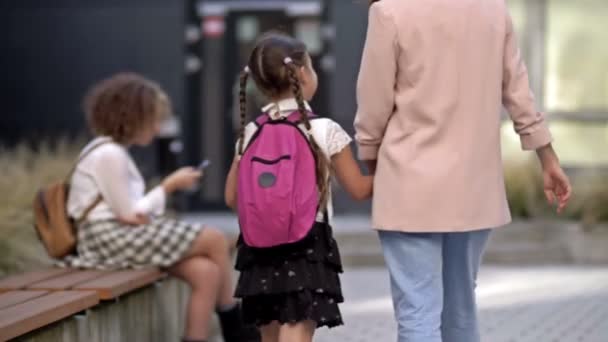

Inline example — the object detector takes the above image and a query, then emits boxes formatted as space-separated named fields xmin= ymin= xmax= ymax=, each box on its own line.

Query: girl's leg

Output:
xmin=441 ymin=230 xmax=491 ymax=342
xmin=260 ymin=321 xmax=280 ymax=342
xmin=184 ymin=227 xmax=235 ymax=307
xmin=169 ymin=256 xmax=221 ymax=340
xmin=278 ymin=321 xmax=315 ymax=342
xmin=378 ymin=231 xmax=444 ymax=342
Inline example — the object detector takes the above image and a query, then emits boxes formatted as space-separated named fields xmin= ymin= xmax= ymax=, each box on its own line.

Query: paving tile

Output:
xmin=314 ymin=266 xmax=608 ymax=342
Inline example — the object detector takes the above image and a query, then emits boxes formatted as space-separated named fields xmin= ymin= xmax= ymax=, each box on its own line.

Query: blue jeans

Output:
xmin=378 ymin=229 xmax=491 ymax=342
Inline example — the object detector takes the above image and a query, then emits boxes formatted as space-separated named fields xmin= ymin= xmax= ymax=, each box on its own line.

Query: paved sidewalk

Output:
xmin=314 ymin=266 xmax=608 ymax=342
xmin=186 ymin=213 xmax=608 ymax=340
xmin=183 ymin=212 xmax=372 ymax=235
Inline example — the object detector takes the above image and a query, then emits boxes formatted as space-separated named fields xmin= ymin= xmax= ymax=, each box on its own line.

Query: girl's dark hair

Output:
xmin=84 ymin=73 xmax=170 ymax=144
xmin=369 ymin=0 xmax=380 ymax=4
xmin=238 ymin=32 xmax=330 ymax=209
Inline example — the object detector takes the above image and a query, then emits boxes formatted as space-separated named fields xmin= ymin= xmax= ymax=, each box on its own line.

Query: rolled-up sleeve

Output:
xmin=134 ymin=185 xmax=166 ymax=216
xmin=93 ymin=146 xmax=167 ymax=219
xmin=354 ymin=2 xmax=399 ymax=160
xmin=502 ymin=12 xmax=553 ymax=150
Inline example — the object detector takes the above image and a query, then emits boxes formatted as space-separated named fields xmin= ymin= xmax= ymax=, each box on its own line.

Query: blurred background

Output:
xmin=0 ymin=0 xmax=607 ymax=339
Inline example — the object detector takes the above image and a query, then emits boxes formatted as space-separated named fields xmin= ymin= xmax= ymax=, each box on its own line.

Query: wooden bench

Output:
xmin=0 ymin=290 xmax=98 ymax=341
xmin=0 ymin=268 xmax=166 ymax=341
xmin=0 ymin=269 xmax=73 ymax=292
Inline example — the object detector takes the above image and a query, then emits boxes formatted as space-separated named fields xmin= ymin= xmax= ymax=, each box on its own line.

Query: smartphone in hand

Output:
xmin=198 ymin=159 xmax=211 ymax=171
xmin=187 ymin=160 xmax=211 ymax=193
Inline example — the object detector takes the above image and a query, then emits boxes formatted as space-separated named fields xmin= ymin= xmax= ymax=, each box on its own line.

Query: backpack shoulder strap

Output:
xmin=66 ymin=139 xmax=114 ymax=181
xmin=254 ymin=114 xmax=270 ymax=127
xmin=239 ymin=115 xmax=266 ymax=155
xmin=75 ymin=194 xmax=103 ymax=224
xmin=66 ymin=139 xmax=113 ymax=222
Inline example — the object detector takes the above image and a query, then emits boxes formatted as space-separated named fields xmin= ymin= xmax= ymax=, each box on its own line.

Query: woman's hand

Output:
xmin=119 ymin=213 xmax=151 ymax=226
xmin=537 ymin=144 xmax=572 ymax=214
xmin=541 ymin=163 xmax=572 ymax=214
xmin=162 ymin=167 xmax=203 ymax=194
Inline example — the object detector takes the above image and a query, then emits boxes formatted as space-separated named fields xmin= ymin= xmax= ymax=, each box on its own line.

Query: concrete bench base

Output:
xmin=12 ymin=277 xmax=219 ymax=342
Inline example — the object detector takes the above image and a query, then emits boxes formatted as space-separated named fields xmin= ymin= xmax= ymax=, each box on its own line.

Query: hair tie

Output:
xmin=243 ymin=66 xmax=250 ymax=74
xmin=283 ymin=57 xmax=293 ymax=65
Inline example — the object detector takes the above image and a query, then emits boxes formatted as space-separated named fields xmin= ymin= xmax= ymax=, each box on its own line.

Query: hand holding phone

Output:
xmin=198 ymin=159 xmax=211 ymax=171
xmin=162 ymin=166 xmax=203 ymax=194
xmin=180 ymin=160 xmax=211 ymax=194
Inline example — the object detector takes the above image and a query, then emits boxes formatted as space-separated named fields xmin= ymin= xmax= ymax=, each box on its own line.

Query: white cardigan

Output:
xmin=67 ymin=137 xmax=166 ymax=222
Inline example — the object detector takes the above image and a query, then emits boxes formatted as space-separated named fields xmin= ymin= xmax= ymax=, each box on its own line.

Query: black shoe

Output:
xmin=217 ymin=303 xmax=261 ymax=342
xmin=225 ymin=325 xmax=261 ymax=342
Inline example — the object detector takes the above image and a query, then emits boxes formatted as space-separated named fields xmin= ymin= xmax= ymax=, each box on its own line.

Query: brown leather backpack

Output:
xmin=33 ymin=140 xmax=110 ymax=258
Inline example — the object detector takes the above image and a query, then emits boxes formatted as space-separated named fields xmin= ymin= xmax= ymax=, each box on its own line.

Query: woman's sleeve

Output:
xmin=502 ymin=12 xmax=552 ymax=150
xmin=134 ymin=186 xmax=166 ymax=216
xmin=90 ymin=145 xmax=140 ymax=220
xmin=354 ymin=2 xmax=399 ymax=161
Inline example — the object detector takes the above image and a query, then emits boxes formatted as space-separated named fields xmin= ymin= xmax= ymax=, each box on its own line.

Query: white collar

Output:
xmin=262 ymin=98 xmax=312 ymax=120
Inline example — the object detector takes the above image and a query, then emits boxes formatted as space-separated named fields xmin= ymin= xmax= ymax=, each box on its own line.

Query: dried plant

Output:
xmin=503 ymin=156 xmax=545 ymax=218
xmin=0 ymin=139 xmax=82 ymax=276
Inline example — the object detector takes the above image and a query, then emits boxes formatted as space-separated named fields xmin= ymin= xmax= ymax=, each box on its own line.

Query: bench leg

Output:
xmin=74 ymin=311 xmax=90 ymax=342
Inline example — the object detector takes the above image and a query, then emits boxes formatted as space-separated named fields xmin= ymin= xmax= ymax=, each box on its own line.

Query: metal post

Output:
xmin=524 ymin=0 xmax=547 ymax=111
xmin=200 ymin=14 xmax=226 ymax=202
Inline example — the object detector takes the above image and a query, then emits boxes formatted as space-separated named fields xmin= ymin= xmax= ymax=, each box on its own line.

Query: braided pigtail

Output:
xmin=285 ymin=59 xmax=330 ymax=210
xmin=237 ymin=67 xmax=250 ymax=155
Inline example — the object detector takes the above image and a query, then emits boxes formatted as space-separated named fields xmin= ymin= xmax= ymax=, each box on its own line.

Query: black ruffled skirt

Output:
xmin=234 ymin=221 xmax=344 ymax=329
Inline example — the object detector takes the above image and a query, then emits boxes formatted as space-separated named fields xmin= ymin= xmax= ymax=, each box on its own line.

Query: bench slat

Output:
xmin=0 ymin=269 xmax=74 ymax=291
xmin=74 ymin=268 xmax=165 ymax=300
xmin=28 ymin=270 xmax=112 ymax=291
xmin=0 ymin=291 xmax=99 ymax=341
xmin=0 ymin=291 xmax=49 ymax=310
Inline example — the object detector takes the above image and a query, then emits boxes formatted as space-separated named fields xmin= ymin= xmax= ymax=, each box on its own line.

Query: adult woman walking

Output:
xmin=63 ymin=73 xmax=259 ymax=342
xmin=354 ymin=1 xmax=572 ymax=341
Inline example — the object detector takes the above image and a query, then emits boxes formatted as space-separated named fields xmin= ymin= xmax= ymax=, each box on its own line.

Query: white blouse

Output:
xmin=67 ymin=137 xmax=166 ymax=222
xmin=238 ymin=98 xmax=353 ymax=222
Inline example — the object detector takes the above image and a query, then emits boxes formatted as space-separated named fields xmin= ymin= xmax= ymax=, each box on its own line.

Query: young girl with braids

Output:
xmin=224 ymin=32 xmax=373 ymax=342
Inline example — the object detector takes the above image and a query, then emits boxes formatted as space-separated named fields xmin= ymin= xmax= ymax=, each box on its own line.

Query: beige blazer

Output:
xmin=354 ymin=0 xmax=553 ymax=232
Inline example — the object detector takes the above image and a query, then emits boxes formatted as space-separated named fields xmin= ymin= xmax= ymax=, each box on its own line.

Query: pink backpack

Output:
xmin=237 ymin=111 xmax=320 ymax=248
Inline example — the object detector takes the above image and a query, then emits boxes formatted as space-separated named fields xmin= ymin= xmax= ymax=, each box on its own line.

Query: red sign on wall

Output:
xmin=202 ymin=16 xmax=226 ymax=38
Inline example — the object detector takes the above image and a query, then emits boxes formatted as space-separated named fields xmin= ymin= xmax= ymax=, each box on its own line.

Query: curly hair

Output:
xmin=84 ymin=73 xmax=170 ymax=144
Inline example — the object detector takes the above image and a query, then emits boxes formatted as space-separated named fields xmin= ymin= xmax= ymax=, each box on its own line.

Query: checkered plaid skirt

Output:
xmin=58 ymin=217 xmax=202 ymax=270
